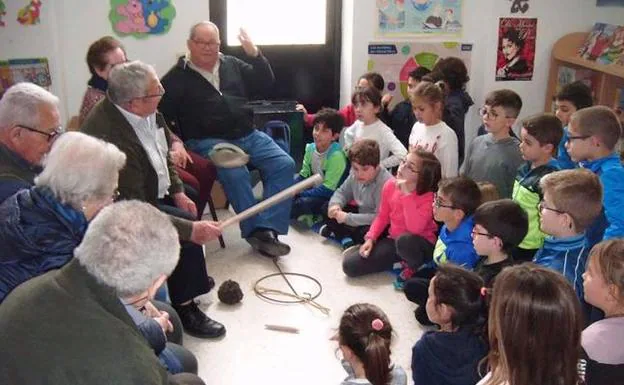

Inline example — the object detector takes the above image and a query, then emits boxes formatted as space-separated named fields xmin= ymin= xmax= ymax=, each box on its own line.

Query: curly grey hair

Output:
xmin=34 ymin=132 xmax=126 ymax=210
xmin=107 ymin=60 xmax=157 ymax=104
xmin=0 ymin=82 xmax=59 ymax=131
xmin=74 ymin=200 xmax=180 ymax=297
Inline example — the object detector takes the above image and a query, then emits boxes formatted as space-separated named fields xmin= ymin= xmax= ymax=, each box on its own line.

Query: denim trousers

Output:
xmin=187 ymin=130 xmax=295 ymax=238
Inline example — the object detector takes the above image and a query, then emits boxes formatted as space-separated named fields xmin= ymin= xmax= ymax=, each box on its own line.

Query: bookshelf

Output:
xmin=545 ymin=32 xmax=624 ymax=112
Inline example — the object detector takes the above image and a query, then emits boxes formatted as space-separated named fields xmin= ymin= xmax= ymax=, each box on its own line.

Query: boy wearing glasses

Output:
xmin=401 ymin=177 xmax=482 ymax=321
xmin=511 ymin=114 xmax=563 ymax=262
xmin=472 ymin=199 xmax=527 ymax=288
xmin=565 ymin=106 xmax=624 ymax=245
xmin=462 ymin=89 xmax=523 ymax=198
xmin=535 ymin=169 xmax=603 ymax=300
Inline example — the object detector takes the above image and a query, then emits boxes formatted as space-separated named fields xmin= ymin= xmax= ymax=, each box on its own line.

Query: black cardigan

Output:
xmin=159 ymin=54 xmax=275 ymax=141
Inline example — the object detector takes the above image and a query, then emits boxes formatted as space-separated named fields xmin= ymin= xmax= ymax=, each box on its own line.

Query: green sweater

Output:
xmin=0 ymin=259 xmax=170 ymax=385
xmin=298 ymin=142 xmax=347 ymax=199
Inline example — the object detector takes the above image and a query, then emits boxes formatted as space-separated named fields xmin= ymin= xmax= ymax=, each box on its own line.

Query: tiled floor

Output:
xmin=188 ymin=209 xmax=425 ymax=384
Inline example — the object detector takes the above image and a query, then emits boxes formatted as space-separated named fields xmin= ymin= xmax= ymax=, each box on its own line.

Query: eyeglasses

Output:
xmin=139 ymin=84 xmax=165 ymax=100
xmin=433 ymin=193 xmax=456 ymax=209
xmin=479 ymin=107 xmax=510 ymax=121
xmin=17 ymin=124 xmax=64 ymax=142
xmin=191 ymin=39 xmax=220 ymax=49
xmin=124 ymin=293 xmax=149 ymax=312
xmin=566 ymin=134 xmax=591 ymax=142
xmin=471 ymin=228 xmax=494 ymax=238
xmin=538 ymin=200 xmax=565 ymax=214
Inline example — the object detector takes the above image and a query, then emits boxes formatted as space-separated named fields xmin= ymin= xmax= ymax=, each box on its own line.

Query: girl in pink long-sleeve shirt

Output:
xmin=342 ymin=149 xmax=440 ymax=278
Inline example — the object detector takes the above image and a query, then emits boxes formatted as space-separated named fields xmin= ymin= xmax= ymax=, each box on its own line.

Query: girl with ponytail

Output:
xmin=411 ymin=264 xmax=489 ymax=385
xmin=337 ymin=303 xmax=407 ymax=385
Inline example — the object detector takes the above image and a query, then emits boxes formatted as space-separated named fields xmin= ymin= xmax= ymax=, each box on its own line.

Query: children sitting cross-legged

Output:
xmin=411 ymin=265 xmax=489 ymax=385
xmin=336 ymin=303 xmax=407 ymax=385
xmin=343 ymin=87 xmax=407 ymax=169
xmin=291 ymin=108 xmax=347 ymax=220
xmin=408 ymin=81 xmax=459 ymax=178
xmin=477 ymin=264 xmax=584 ymax=385
xmin=321 ymin=139 xmax=393 ymax=251
xmin=554 ymin=80 xmax=593 ymax=170
xmin=565 ymin=106 xmax=624 ymax=245
xmin=581 ymin=239 xmax=624 ymax=384
xmin=396 ymin=176 xmax=481 ymax=290
xmin=463 ymin=89 xmax=523 ymax=199
xmin=342 ymin=149 xmax=440 ymax=278
xmin=512 ymin=113 xmax=563 ymax=262
xmin=472 ymin=199 xmax=527 ymax=288
xmin=534 ymin=169 xmax=603 ymax=301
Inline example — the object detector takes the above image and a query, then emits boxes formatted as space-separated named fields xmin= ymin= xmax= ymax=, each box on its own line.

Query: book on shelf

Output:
xmin=577 ymin=22 xmax=624 ymax=66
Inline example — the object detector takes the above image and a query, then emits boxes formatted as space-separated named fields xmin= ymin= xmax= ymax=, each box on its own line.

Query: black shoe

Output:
xmin=174 ymin=301 xmax=226 ymax=339
xmin=415 ymin=306 xmax=434 ymax=326
xmin=206 ymin=276 xmax=215 ymax=292
xmin=246 ymin=228 xmax=291 ymax=258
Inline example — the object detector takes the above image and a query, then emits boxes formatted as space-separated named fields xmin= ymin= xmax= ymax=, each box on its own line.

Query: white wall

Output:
xmin=0 ymin=1 xmax=209 ymax=122
xmin=341 ymin=0 xmax=624 ymax=148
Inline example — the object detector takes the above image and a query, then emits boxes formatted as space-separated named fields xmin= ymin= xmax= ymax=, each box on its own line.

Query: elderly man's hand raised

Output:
xmin=190 ymin=220 xmax=222 ymax=244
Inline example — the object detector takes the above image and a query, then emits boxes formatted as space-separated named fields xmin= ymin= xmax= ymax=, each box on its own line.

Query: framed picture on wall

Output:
xmin=376 ymin=0 xmax=464 ymax=37
xmin=496 ymin=18 xmax=537 ymax=81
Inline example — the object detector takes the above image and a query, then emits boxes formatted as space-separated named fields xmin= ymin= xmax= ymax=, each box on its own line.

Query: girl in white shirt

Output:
xmin=343 ymin=87 xmax=407 ymax=169
xmin=408 ymin=81 xmax=458 ymax=178
xmin=477 ymin=264 xmax=584 ymax=385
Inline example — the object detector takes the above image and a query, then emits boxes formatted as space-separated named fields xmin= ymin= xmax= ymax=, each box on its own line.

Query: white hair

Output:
xmin=107 ymin=60 xmax=156 ymax=104
xmin=189 ymin=21 xmax=219 ymax=40
xmin=0 ymin=82 xmax=59 ymax=131
xmin=34 ymin=132 xmax=126 ymax=209
xmin=75 ymin=200 xmax=180 ymax=297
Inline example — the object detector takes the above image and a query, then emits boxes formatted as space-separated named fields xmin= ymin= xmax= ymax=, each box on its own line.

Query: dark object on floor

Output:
xmin=218 ymin=280 xmax=244 ymax=305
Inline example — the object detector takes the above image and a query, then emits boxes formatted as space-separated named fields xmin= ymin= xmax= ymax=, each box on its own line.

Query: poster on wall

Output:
xmin=0 ymin=58 xmax=51 ymax=98
xmin=368 ymin=42 xmax=473 ymax=109
xmin=109 ymin=0 xmax=176 ymax=38
xmin=597 ymin=0 xmax=624 ymax=6
xmin=376 ymin=0 xmax=463 ymax=37
xmin=496 ymin=17 xmax=537 ymax=81
xmin=17 ymin=0 xmax=42 ymax=25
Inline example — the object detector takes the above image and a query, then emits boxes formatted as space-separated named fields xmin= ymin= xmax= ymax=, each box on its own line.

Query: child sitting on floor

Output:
xmin=336 ymin=303 xmax=407 ymax=385
xmin=396 ymin=176 xmax=481 ymax=290
xmin=343 ymin=87 xmax=407 ymax=169
xmin=321 ymin=139 xmax=392 ymax=251
xmin=291 ymin=108 xmax=347 ymax=220
xmin=534 ymin=169 xmax=603 ymax=301
xmin=411 ymin=265 xmax=488 ymax=385
xmin=581 ymin=239 xmax=624 ymax=384
xmin=511 ymin=113 xmax=563 ymax=262
xmin=342 ymin=149 xmax=439 ymax=278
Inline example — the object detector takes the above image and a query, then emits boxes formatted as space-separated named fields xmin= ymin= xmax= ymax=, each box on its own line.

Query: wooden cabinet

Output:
xmin=545 ymin=32 xmax=624 ymax=112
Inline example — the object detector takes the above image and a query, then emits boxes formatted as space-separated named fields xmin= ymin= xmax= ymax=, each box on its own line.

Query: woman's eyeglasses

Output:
xmin=17 ymin=124 xmax=64 ymax=142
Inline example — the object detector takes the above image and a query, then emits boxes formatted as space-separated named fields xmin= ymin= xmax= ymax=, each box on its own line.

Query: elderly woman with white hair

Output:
xmin=0 ymin=201 xmax=205 ymax=385
xmin=0 ymin=131 xmax=197 ymax=375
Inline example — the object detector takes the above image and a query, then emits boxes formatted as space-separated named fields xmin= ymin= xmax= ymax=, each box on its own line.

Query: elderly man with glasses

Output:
xmin=0 ymin=82 xmax=63 ymax=202
xmin=159 ymin=21 xmax=295 ymax=259
xmin=82 ymin=60 xmax=226 ymax=339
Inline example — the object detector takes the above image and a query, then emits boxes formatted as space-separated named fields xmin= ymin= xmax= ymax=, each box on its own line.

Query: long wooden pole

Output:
xmin=218 ymin=174 xmax=323 ymax=229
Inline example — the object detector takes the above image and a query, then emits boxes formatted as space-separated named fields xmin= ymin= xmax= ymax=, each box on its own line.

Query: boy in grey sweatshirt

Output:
xmin=462 ymin=89 xmax=523 ymax=199
xmin=321 ymin=139 xmax=392 ymax=249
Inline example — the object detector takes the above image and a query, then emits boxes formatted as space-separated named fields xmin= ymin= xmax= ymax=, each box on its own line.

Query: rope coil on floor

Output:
xmin=252 ymin=258 xmax=330 ymax=315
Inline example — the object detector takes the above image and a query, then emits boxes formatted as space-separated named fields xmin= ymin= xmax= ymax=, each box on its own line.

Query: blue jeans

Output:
xmin=187 ymin=130 xmax=295 ymax=238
